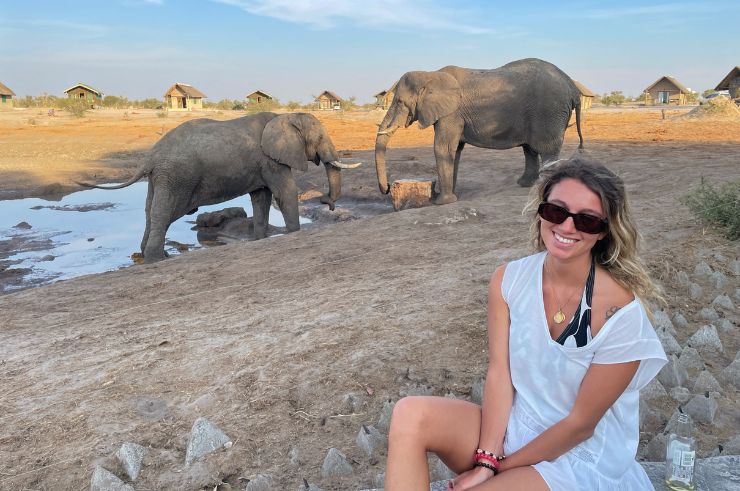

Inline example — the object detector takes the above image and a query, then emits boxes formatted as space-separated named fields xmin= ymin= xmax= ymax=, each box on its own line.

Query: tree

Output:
xmin=285 ymin=101 xmax=301 ymax=111
xmin=601 ymin=91 xmax=626 ymax=106
xmin=340 ymin=96 xmax=357 ymax=112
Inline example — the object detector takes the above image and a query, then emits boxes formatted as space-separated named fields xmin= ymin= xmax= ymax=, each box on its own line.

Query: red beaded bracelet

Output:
xmin=474 ymin=448 xmax=506 ymax=462
xmin=474 ymin=461 xmax=499 ymax=475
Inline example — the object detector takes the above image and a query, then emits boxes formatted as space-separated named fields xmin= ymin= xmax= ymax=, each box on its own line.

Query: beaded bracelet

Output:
xmin=475 ymin=448 xmax=506 ymax=461
xmin=474 ymin=461 xmax=498 ymax=475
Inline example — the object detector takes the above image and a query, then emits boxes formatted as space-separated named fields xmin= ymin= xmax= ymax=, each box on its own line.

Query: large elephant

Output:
xmin=79 ymin=112 xmax=360 ymax=262
xmin=375 ymin=58 xmax=584 ymax=204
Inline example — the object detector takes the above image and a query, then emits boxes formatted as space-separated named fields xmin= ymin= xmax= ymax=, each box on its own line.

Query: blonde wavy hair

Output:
xmin=524 ymin=157 xmax=664 ymax=311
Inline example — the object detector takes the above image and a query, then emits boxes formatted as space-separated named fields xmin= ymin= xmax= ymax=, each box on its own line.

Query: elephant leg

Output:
xmin=140 ymin=180 xmax=154 ymax=254
xmin=432 ymin=120 xmax=464 ymax=205
xmin=250 ymin=187 xmax=272 ymax=240
xmin=517 ymin=144 xmax=540 ymax=187
xmin=452 ymin=141 xmax=465 ymax=192
xmin=143 ymin=187 xmax=177 ymax=263
xmin=264 ymin=168 xmax=300 ymax=233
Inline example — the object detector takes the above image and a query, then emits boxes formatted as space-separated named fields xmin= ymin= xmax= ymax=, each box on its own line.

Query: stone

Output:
xmin=694 ymin=261 xmax=713 ymax=277
xmin=639 ymin=398 xmax=663 ymax=431
xmin=399 ymin=383 xmax=435 ymax=397
xmin=90 ymin=466 xmax=135 ymax=491
xmin=377 ymin=399 xmax=395 ymax=433
xmin=677 ymin=347 xmax=704 ymax=373
xmin=657 ymin=329 xmax=682 ymax=355
xmin=13 ymin=221 xmax=32 ymax=229
xmin=196 ymin=207 xmax=247 ymax=228
xmin=321 ymin=447 xmax=353 ymax=478
xmin=657 ymin=355 xmax=688 ymax=389
xmin=673 ymin=312 xmax=689 ymax=330
xmin=343 ymin=393 xmax=361 ymax=413
xmin=356 ymin=425 xmax=387 ymax=458
xmin=430 ymin=454 xmax=456 ymax=481
xmin=184 ymin=417 xmax=232 ymax=465
xmin=721 ymin=435 xmax=740 ymax=454
xmin=641 ymin=378 xmax=668 ymax=401
xmin=652 ymin=310 xmax=676 ymax=336
xmin=390 ymin=179 xmax=434 ymax=211
xmin=246 ymin=474 xmax=274 ymax=491
xmin=719 ymin=359 xmax=740 ymax=389
xmin=684 ymin=393 xmax=719 ymax=425
xmin=687 ymin=324 xmax=723 ymax=354
xmin=470 ymin=375 xmax=485 ymax=405
xmin=712 ymin=294 xmax=735 ymax=311
xmin=689 ymin=282 xmax=703 ymax=300
xmin=676 ymin=270 xmax=690 ymax=286
xmin=693 ymin=370 xmax=722 ymax=394
xmin=735 ymin=288 xmax=740 ymax=301
xmin=288 ymin=446 xmax=302 ymax=466
xmin=717 ymin=318 xmax=734 ymax=333
xmin=709 ymin=270 xmax=728 ymax=289
xmin=730 ymin=259 xmax=740 ymax=276
xmin=664 ymin=409 xmax=681 ymax=435
xmin=697 ymin=307 xmax=719 ymax=322
xmin=669 ymin=386 xmax=691 ymax=404
xmin=641 ymin=456 xmax=740 ymax=491
xmin=116 ymin=442 xmax=148 ymax=481
xmin=641 ymin=433 xmax=669 ymax=461
xmin=297 ymin=480 xmax=324 ymax=491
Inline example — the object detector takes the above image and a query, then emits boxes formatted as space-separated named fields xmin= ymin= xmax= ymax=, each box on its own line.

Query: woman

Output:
xmin=384 ymin=158 xmax=667 ymax=490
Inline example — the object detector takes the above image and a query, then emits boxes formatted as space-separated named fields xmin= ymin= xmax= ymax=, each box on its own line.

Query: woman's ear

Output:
xmin=261 ymin=114 xmax=308 ymax=171
xmin=414 ymin=71 xmax=462 ymax=129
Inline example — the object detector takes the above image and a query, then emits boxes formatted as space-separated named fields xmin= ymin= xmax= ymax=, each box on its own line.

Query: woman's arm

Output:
xmin=498 ymin=360 xmax=639 ymax=473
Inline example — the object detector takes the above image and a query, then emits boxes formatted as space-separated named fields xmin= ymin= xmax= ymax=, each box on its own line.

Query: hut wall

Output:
xmin=579 ymin=95 xmax=593 ymax=111
xmin=729 ymin=75 xmax=740 ymax=99
xmin=0 ymin=94 xmax=13 ymax=110
xmin=317 ymin=95 xmax=337 ymax=110
xmin=647 ymin=79 xmax=684 ymax=105
xmin=67 ymin=87 xmax=101 ymax=107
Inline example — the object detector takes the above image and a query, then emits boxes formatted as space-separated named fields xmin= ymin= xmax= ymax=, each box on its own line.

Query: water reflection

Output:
xmin=0 ymin=182 xmax=309 ymax=289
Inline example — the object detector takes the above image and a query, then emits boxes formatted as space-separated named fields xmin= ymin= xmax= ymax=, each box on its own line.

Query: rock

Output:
xmin=13 ymin=221 xmax=32 ymax=229
xmin=196 ymin=207 xmax=247 ymax=228
xmin=673 ymin=312 xmax=689 ymax=330
xmin=430 ymin=454 xmax=456 ymax=481
xmin=717 ymin=318 xmax=734 ymax=333
xmin=719 ymin=359 xmax=740 ymax=389
xmin=657 ymin=355 xmax=688 ymax=388
xmin=676 ymin=270 xmax=690 ymax=286
xmin=693 ymin=261 xmax=713 ymax=278
xmin=288 ymin=446 xmax=301 ymax=466
xmin=470 ymin=376 xmax=485 ymax=405
xmin=709 ymin=270 xmax=728 ymax=289
xmin=697 ymin=307 xmax=719 ymax=322
xmin=39 ymin=255 xmax=55 ymax=262
xmin=735 ymin=288 xmax=740 ymax=301
xmin=689 ymin=282 xmax=703 ymax=300
xmin=653 ymin=310 xmax=676 ymax=336
xmin=321 ymin=447 xmax=353 ymax=478
xmin=730 ymin=260 xmax=740 ymax=276
xmin=687 ymin=324 xmax=723 ymax=354
xmin=683 ymin=393 xmax=719 ymax=425
xmin=693 ymin=370 xmax=722 ymax=394
xmin=641 ymin=433 xmax=669 ymax=461
xmin=297 ymin=480 xmax=324 ymax=491
xmin=639 ymin=398 xmax=663 ymax=431
xmin=669 ymin=386 xmax=691 ymax=404
xmin=657 ymin=329 xmax=682 ymax=355
xmin=116 ymin=442 xmax=148 ymax=481
xmin=677 ymin=347 xmax=704 ymax=373
xmin=712 ymin=294 xmax=735 ymax=311
xmin=390 ymin=179 xmax=435 ymax=211
xmin=185 ymin=417 xmax=232 ymax=465
xmin=90 ymin=466 xmax=135 ymax=491
xmin=721 ymin=435 xmax=740 ymax=454
xmin=246 ymin=474 xmax=274 ymax=491
xmin=356 ymin=425 xmax=387 ymax=458
xmin=641 ymin=378 xmax=668 ymax=401
xmin=399 ymin=383 xmax=435 ymax=397
xmin=377 ymin=399 xmax=395 ymax=433
xmin=664 ymin=409 xmax=681 ymax=435
xmin=343 ymin=393 xmax=361 ymax=413
xmin=641 ymin=455 xmax=740 ymax=491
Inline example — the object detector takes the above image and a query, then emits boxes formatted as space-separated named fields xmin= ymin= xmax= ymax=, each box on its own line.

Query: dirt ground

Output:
xmin=0 ymin=107 xmax=738 ymax=490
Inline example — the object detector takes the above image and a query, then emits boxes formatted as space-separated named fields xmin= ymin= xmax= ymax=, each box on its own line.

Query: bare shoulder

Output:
xmin=591 ymin=266 xmax=635 ymax=333
xmin=490 ymin=262 xmax=508 ymax=282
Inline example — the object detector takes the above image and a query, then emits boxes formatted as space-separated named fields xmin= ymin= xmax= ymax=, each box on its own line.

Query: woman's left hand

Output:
xmin=448 ymin=466 xmax=495 ymax=490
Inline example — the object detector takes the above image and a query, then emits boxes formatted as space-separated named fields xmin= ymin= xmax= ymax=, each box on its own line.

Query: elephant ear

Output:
xmin=416 ymin=71 xmax=462 ymax=129
xmin=261 ymin=114 xmax=309 ymax=171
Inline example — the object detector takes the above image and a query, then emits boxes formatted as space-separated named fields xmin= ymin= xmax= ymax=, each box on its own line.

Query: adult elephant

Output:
xmin=78 ymin=112 xmax=360 ymax=263
xmin=375 ymin=58 xmax=584 ymax=204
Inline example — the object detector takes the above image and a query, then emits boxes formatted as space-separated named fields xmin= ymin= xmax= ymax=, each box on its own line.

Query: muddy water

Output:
xmin=0 ymin=183 xmax=309 ymax=290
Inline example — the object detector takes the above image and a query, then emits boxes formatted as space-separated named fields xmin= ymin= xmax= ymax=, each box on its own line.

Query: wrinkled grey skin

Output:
xmin=79 ymin=112 xmax=355 ymax=263
xmin=375 ymin=58 xmax=584 ymax=204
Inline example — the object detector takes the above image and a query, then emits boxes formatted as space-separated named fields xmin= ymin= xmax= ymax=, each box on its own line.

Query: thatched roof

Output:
xmin=164 ymin=83 xmax=206 ymax=98
xmin=0 ymin=82 xmax=15 ymax=96
xmin=572 ymin=80 xmax=595 ymax=97
xmin=715 ymin=66 xmax=740 ymax=91
xmin=374 ymin=90 xmax=389 ymax=97
xmin=644 ymin=75 xmax=690 ymax=94
xmin=64 ymin=83 xmax=102 ymax=96
xmin=316 ymin=90 xmax=342 ymax=102
xmin=246 ymin=90 xmax=273 ymax=100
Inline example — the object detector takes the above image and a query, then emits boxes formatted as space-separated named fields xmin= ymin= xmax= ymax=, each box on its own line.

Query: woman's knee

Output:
xmin=388 ymin=396 xmax=434 ymax=441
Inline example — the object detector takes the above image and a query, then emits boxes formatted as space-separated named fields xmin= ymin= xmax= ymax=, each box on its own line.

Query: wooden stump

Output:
xmin=390 ymin=179 xmax=435 ymax=211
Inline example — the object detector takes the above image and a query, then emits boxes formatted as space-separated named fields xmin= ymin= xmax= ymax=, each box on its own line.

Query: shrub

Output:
xmin=681 ymin=178 xmax=740 ymax=240
xmin=59 ymin=98 xmax=88 ymax=117
xmin=601 ymin=91 xmax=626 ymax=106
xmin=245 ymin=99 xmax=280 ymax=113
xmin=157 ymin=110 xmax=168 ymax=118
xmin=285 ymin=100 xmax=301 ymax=111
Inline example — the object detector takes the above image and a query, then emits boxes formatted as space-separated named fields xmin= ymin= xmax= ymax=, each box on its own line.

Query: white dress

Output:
xmin=501 ymin=252 xmax=667 ymax=490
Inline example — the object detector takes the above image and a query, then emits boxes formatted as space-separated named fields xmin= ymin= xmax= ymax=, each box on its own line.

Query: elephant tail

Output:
xmin=574 ymin=98 xmax=584 ymax=150
xmin=75 ymin=161 xmax=153 ymax=190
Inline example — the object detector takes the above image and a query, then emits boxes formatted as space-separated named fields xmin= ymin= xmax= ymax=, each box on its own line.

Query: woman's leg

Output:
xmin=384 ymin=396 xmax=482 ymax=491
xmin=470 ymin=466 xmax=549 ymax=490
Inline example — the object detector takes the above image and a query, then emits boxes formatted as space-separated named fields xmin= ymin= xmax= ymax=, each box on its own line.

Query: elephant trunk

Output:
xmin=320 ymin=162 xmax=342 ymax=211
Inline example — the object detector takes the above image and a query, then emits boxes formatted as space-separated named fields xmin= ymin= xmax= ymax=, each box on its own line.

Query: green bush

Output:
xmin=681 ymin=178 xmax=740 ymax=240
xmin=245 ymin=99 xmax=280 ymax=113
xmin=601 ymin=91 xmax=626 ymax=106
xmin=59 ymin=98 xmax=88 ymax=117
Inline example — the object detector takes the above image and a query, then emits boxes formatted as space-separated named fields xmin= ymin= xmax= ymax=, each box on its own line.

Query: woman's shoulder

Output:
xmin=591 ymin=266 xmax=636 ymax=334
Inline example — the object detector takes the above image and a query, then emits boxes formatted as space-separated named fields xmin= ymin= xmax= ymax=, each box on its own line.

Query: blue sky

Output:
xmin=1 ymin=0 xmax=737 ymax=103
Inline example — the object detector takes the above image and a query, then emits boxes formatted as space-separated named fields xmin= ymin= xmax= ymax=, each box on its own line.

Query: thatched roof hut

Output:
xmin=572 ymin=80 xmax=595 ymax=111
xmin=643 ymin=76 xmax=691 ymax=105
xmin=374 ymin=88 xmax=395 ymax=110
xmin=64 ymin=83 xmax=103 ymax=108
xmin=0 ymin=82 xmax=16 ymax=110
xmin=715 ymin=66 xmax=740 ymax=100
xmin=315 ymin=90 xmax=342 ymax=110
xmin=164 ymin=83 xmax=206 ymax=111
xmin=246 ymin=90 xmax=274 ymax=104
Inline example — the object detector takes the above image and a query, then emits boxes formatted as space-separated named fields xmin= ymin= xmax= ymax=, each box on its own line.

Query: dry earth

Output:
xmin=0 ymin=107 xmax=738 ymax=490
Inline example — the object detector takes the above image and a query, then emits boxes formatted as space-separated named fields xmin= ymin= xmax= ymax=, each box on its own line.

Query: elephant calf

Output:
xmin=78 ymin=112 xmax=360 ymax=263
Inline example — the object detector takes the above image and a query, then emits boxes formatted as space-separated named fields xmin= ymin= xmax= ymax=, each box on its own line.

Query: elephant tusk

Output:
xmin=376 ymin=130 xmax=392 ymax=135
xmin=329 ymin=160 xmax=362 ymax=169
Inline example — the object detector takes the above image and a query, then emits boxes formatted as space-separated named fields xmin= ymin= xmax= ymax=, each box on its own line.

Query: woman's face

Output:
xmin=540 ymin=178 xmax=607 ymax=262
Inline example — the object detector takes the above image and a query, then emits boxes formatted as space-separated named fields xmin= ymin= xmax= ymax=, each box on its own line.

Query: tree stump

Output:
xmin=390 ymin=179 xmax=435 ymax=211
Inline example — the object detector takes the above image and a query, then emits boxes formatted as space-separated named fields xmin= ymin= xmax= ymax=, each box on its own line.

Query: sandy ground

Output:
xmin=0 ymin=107 xmax=738 ymax=490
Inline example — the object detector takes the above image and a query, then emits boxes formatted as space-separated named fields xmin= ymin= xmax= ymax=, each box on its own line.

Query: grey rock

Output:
xmin=687 ymin=324 xmax=723 ymax=354
xmin=735 ymin=288 xmax=740 ymax=301
xmin=321 ymin=447 xmax=353 ymax=478
xmin=184 ymin=417 xmax=231 ymax=465
xmin=39 ymin=254 xmax=55 ymax=262
xmin=657 ymin=329 xmax=682 ymax=355
xmin=712 ymin=294 xmax=735 ymax=311
xmin=377 ymin=399 xmax=395 ymax=433
xmin=717 ymin=318 xmax=734 ymax=333
xmin=694 ymin=261 xmax=713 ymax=278
xmin=343 ymin=393 xmax=361 ymax=413
xmin=14 ymin=221 xmax=32 ymax=229
xmin=697 ymin=307 xmax=719 ymax=322
xmin=430 ymin=454 xmax=456 ymax=481
xmin=721 ymin=435 xmax=740 ymax=454
xmin=297 ymin=481 xmax=324 ymax=491
xmin=720 ymin=359 xmax=740 ymax=389
xmin=689 ymin=282 xmax=703 ymax=300
xmin=678 ymin=347 xmax=704 ymax=373
xmin=653 ymin=310 xmax=677 ymax=336
xmin=641 ymin=455 xmax=740 ymax=491
xmin=684 ymin=393 xmax=719 ymax=425
xmin=288 ymin=446 xmax=301 ymax=466
xmin=693 ymin=370 xmax=722 ymax=394
xmin=400 ymin=383 xmax=435 ymax=397
xmin=673 ymin=312 xmax=690 ymax=330
xmin=676 ymin=270 xmax=690 ymax=286
xmin=470 ymin=376 xmax=485 ymax=405
xmin=90 ymin=466 xmax=135 ymax=491
xmin=709 ymin=270 xmax=728 ymax=289
xmin=374 ymin=473 xmax=385 ymax=489
xmin=657 ymin=355 xmax=689 ymax=388
xmin=246 ymin=474 xmax=273 ymax=491
xmin=641 ymin=378 xmax=668 ymax=401
xmin=640 ymin=398 xmax=664 ymax=431
xmin=642 ymin=433 xmax=669 ymax=461
xmin=356 ymin=425 xmax=387 ymax=458
xmin=664 ymin=409 xmax=681 ymax=435
xmin=730 ymin=259 xmax=740 ymax=276
xmin=116 ymin=442 xmax=147 ymax=481
xmin=669 ymin=386 xmax=692 ymax=404
xmin=196 ymin=207 xmax=247 ymax=228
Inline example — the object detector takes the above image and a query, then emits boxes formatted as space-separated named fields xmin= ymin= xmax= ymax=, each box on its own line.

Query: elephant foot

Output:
xmin=143 ymin=249 xmax=168 ymax=263
xmin=433 ymin=193 xmax=458 ymax=205
xmin=517 ymin=174 xmax=537 ymax=187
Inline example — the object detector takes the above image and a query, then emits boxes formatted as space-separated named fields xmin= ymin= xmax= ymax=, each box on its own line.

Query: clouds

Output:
xmin=212 ymin=0 xmax=491 ymax=34
xmin=578 ymin=2 xmax=706 ymax=20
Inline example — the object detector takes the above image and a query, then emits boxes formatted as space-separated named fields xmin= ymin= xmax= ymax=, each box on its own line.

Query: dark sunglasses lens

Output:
xmin=573 ymin=215 xmax=605 ymax=234
xmin=538 ymin=203 xmax=568 ymax=224
xmin=539 ymin=203 xmax=606 ymax=234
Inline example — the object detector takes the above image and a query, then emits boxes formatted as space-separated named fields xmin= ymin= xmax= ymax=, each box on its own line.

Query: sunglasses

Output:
xmin=537 ymin=202 xmax=608 ymax=234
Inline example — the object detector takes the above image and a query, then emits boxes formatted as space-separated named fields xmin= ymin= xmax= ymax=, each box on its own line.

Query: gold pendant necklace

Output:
xmin=546 ymin=257 xmax=588 ymax=325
